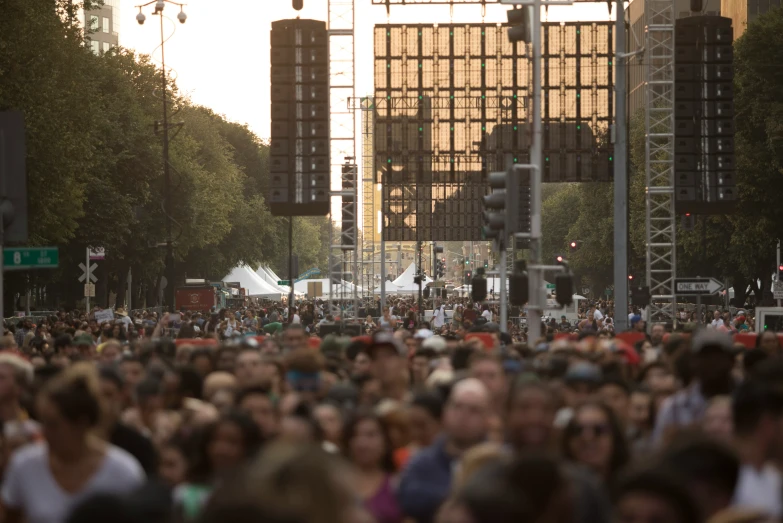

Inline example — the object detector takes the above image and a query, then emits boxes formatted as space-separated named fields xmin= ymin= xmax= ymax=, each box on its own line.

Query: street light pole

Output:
xmin=160 ymin=10 xmax=175 ymax=311
xmin=136 ymin=0 xmax=187 ymax=311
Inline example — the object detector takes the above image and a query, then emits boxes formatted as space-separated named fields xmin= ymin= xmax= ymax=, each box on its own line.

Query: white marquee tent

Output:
xmin=255 ymin=266 xmax=291 ymax=294
xmin=392 ymin=263 xmax=433 ymax=293
xmin=223 ymin=266 xmax=283 ymax=299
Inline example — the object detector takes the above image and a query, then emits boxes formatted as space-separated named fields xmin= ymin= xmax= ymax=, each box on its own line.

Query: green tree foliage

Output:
xmin=0 ymin=0 xmax=330 ymax=310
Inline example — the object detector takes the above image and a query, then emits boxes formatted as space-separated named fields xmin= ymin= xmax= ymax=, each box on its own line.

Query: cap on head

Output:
xmin=691 ymin=328 xmax=733 ymax=355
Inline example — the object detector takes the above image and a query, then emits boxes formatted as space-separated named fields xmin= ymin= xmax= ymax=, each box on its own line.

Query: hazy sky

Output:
xmin=120 ymin=0 xmax=613 ymax=139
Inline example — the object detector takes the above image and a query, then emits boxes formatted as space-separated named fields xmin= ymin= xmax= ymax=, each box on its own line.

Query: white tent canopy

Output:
xmin=392 ymin=263 xmax=433 ymax=293
xmin=374 ymin=280 xmax=400 ymax=294
xmin=255 ymin=266 xmax=290 ymax=294
xmin=223 ymin=266 xmax=283 ymax=299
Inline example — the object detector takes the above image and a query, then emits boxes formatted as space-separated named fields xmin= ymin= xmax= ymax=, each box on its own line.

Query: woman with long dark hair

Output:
xmin=174 ymin=411 xmax=263 ymax=520
xmin=562 ymin=401 xmax=629 ymax=486
xmin=342 ymin=412 xmax=402 ymax=523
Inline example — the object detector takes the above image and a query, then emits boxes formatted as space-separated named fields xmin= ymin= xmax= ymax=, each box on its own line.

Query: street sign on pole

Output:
xmin=84 ymin=283 xmax=96 ymax=298
xmin=88 ymin=247 xmax=106 ymax=260
xmin=773 ymin=281 xmax=783 ymax=300
xmin=675 ymin=277 xmax=724 ymax=295
xmin=3 ymin=247 xmax=59 ymax=270
xmin=78 ymin=262 xmax=98 ymax=283
xmin=277 ymin=280 xmax=290 ymax=286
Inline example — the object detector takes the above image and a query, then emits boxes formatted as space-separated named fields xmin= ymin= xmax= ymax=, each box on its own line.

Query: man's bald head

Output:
xmin=444 ymin=377 xmax=492 ymax=450
xmin=450 ymin=377 xmax=491 ymax=406
xmin=203 ymin=371 xmax=238 ymax=399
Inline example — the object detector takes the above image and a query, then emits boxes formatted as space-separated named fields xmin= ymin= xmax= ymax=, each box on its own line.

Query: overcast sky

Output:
xmin=120 ymin=0 xmax=613 ymax=139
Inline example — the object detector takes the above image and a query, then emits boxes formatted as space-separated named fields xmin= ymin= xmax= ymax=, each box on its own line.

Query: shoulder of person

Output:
xmin=7 ymin=441 xmax=47 ymax=468
xmin=105 ymin=444 xmax=146 ymax=478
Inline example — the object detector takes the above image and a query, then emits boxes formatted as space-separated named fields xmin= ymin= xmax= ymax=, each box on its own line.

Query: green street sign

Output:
xmin=546 ymin=283 xmax=556 ymax=289
xmin=4 ymin=247 xmax=59 ymax=271
xmin=277 ymin=280 xmax=290 ymax=286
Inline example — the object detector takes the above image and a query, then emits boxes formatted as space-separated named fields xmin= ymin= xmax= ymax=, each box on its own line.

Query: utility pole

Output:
xmin=160 ymin=10 xmax=175 ymax=312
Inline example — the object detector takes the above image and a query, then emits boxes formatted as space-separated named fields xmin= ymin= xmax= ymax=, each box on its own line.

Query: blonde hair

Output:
xmin=453 ymin=442 xmax=510 ymax=491
xmin=0 ymin=353 xmax=34 ymax=387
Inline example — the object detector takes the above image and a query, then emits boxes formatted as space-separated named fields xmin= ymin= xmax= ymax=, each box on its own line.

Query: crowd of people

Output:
xmin=0 ymin=299 xmax=781 ymax=523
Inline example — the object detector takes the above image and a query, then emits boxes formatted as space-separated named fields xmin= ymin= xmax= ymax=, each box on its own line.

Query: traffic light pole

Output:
xmin=526 ymin=0 xmax=544 ymax=344
xmin=499 ymin=244 xmax=508 ymax=332
xmin=613 ymin=0 xmax=629 ymax=332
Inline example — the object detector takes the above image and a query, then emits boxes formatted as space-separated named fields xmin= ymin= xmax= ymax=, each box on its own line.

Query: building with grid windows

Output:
xmin=627 ymin=0 xmax=721 ymax=115
xmin=721 ymin=0 xmax=781 ymax=38
xmin=84 ymin=0 xmax=121 ymax=54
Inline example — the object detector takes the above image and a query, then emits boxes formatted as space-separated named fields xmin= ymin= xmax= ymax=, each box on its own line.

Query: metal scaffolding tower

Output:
xmin=644 ymin=0 xmax=677 ymax=325
xmin=328 ymin=0 xmax=359 ymax=319
xmin=360 ymin=99 xmax=377 ymax=306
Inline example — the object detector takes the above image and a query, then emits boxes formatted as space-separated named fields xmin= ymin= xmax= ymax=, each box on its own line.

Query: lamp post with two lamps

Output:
xmin=136 ymin=0 xmax=186 ymax=310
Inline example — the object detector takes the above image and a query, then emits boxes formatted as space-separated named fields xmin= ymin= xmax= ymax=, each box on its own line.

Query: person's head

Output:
xmin=598 ymin=377 xmax=631 ymax=425
xmin=628 ymin=386 xmax=653 ymax=432
xmin=38 ymin=363 xmax=103 ymax=455
xmin=757 ymin=330 xmax=781 ymax=357
xmin=408 ymin=390 xmax=443 ymax=448
xmin=411 ymin=347 xmax=436 ymax=385
xmin=0 ymin=353 xmax=33 ymax=404
xmin=367 ymin=332 xmax=406 ymax=388
xmin=563 ymin=363 xmax=602 ymax=407
xmin=216 ymin=347 xmax=238 ymax=373
xmin=352 ymin=351 xmax=371 ymax=377
xmin=235 ymin=386 xmax=278 ymax=439
xmin=562 ymin=402 xmax=628 ymax=482
xmin=469 ymin=353 xmax=507 ymax=405
xmin=159 ymin=435 xmax=189 ymax=487
xmin=732 ymin=379 xmax=783 ymax=458
xmin=506 ymin=379 xmax=556 ymax=452
xmin=690 ymin=330 xmax=734 ymax=390
xmin=660 ymin=435 xmax=739 ymax=520
xmin=454 ymin=454 xmax=571 ymax=523
xmin=119 ymin=355 xmax=144 ymax=391
xmin=235 ymin=348 xmax=265 ymax=388
xmin=612 ymin=467 xmax=702 ymax=523
xmin=650 ymin=324 xmax=666 ymax=346
xmin=189 ymin=411 xmax=263 ymax=482
xmin=98 ymin=366 xmax=126 ymax=425
xmin=701 ymin=395 xmax=733 ymax=442
xmin=342 ymin=411 xmax=394 ymax=472
xmin=284 ymin=349 xmax=325 ymax=405
xmin=443 ymin=378 xmax=491 ymax=451
xmin=190 ymin=348 xmax=216 ymax=377
xmin=282 ymin=324 xmax=308 ymax=352
xmin=313 ymin=403 xmax=343 ymax=445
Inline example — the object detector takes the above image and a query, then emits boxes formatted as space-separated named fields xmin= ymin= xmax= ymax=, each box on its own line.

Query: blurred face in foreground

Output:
xmin=443 ymin=379 xmax=490 ymax=451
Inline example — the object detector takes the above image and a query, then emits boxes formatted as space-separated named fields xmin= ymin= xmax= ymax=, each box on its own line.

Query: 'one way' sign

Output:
xmin=675 ymin=277 xmax=724 ymax=295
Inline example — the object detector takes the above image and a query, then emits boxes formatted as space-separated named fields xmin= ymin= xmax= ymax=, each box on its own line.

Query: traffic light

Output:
xmin=506 ymin=6 xmax=532 ymax=44
xmin=509 ymin=260 xmax=529 ymax=306
xmin=433 ymin=244 xmax=444 ymax=280
xmin=464 ymin=257 xmax=469 ymax=266
xmin=674 ymin=15 xmax=736 ymax=215
xmin=779 ymin=264 xmax=783 ymax=272
xmin=423 ymin=286 xmax=431 ymax=299
xmin=568 ymin=240 xmax=582 ymax=252
xmin=483 ymin=171 xmax=508 ymax=242
xmin=483 ymin=259 xmax=489 ymax=269
xmin=555 ymin=273 xmax=574 ymax=306
xmin=464 ymin=271 xmax=472 ymax=285
xmin=631 ymin=286 xmax=652 ymax=307
xmin=556 ymin=255 xmax=564 ymax=263
xmin=471 ymin=270 xmax=487 ymax=303
xmin=270 ymin=19 xmax=329 ymax=216
xmin=681 ymin=213 xmax=695 ymax=231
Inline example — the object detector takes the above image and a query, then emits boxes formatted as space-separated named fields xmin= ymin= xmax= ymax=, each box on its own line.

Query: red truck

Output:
xmin=175 ymin=286 xmax=217 ymax=312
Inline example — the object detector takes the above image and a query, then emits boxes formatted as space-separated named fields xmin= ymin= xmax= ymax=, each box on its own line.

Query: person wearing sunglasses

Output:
xmin=562 ymin=402 xmax=629 ymax=487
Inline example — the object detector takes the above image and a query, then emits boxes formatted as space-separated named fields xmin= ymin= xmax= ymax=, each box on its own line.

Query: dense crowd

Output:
xmin=0 ymin=300 xmax=781 ymax=523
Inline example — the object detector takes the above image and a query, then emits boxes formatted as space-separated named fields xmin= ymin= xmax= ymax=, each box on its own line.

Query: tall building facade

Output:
xmin=84 ymin=0 xmax=120 ymax=54
xmin=627 ymin=0 xmax=721 ymax=115
xmin=721 ymin=0 xmax=781 ymax=38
